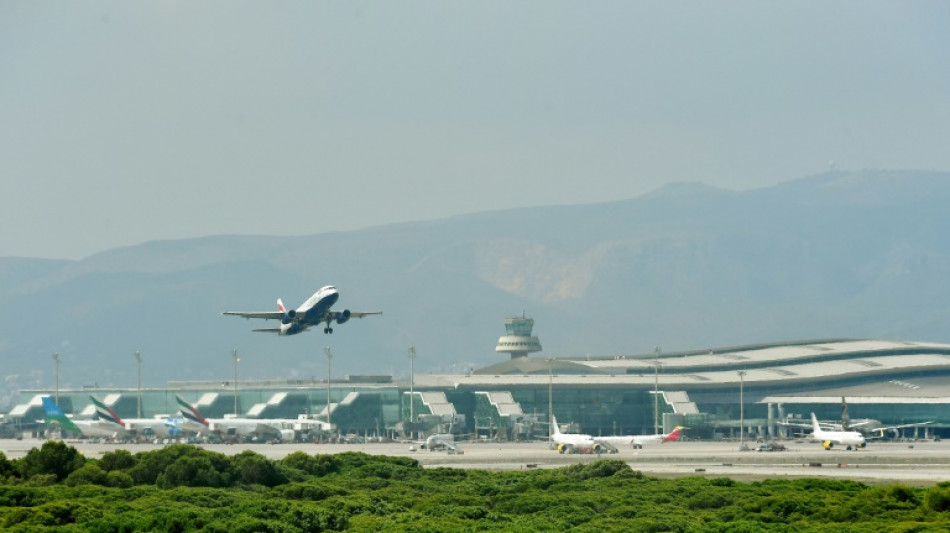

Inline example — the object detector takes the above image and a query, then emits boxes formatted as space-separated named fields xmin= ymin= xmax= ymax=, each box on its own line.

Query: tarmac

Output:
xmin=3 ymin=438 xmax=949 ymax=486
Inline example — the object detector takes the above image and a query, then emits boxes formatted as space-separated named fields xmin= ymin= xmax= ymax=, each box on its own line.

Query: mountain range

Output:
xmin=2 ymin=169 xmax=949 ymax=406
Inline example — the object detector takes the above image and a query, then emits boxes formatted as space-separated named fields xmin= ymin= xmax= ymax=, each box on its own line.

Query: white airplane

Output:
xmin=223 ymin=285 xmax=381 ymax=335
xmin=810 ymin=412 xmax=866 ymax=450
xmin=175 ymin=396 xmax=327 ymax=442
xmin=782 ymin=397 xmax=934 ymax=439
xmin=594 ymin=426 xmax=685 ymax=449
xmin=550 ymin=416 xmax=607 ymax=454
xmin=419 ymin=433 xmax=458 ymax=453
xmin=90 ymin=396 xmax=184 ymax=439
xmin=42 ymin=397 xmax=124 ymax=439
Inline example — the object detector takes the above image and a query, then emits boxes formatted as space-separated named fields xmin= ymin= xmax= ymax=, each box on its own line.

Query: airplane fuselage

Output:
xmin=281 ymin=286 xmax=339 ymax=335
xmin=810 ymin=413 xmax=866 ymax=450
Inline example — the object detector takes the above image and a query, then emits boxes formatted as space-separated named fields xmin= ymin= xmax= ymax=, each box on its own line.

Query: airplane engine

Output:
xmin=557 ymin=444 xmax=574 ymax=454
xmin=823 ymin=441 xmax=834 ymax=450
xmin=281 ymin=309 xmax=297 ymax=325
xmin=336 ymin=309 xmax=351 ymax=324
xmin=592 ymin=443 xmax=603 ymax=453
xmin=278 ymin=429 xmax=295 ymax=442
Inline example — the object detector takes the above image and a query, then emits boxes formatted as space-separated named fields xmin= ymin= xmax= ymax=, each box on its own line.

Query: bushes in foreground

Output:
xmin=0 ymin=442 xmax=949 ymax=531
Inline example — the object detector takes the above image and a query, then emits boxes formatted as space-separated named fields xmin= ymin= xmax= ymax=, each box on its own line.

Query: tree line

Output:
xmin=0 ymin=440 xmax=948 ymax=531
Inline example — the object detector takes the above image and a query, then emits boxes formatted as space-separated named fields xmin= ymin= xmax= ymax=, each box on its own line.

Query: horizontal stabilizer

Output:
xmin=252 ymin=328 xmax=282 ymax=333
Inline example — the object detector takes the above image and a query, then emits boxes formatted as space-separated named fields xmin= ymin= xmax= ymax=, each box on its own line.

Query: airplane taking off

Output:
xmin=223 ymin=285 xmax=381 ymax=335
xmin=550 ymin=416 xmax=605 ymax=454
xmin=810 ymin=412 xmax=866 ymax=450
xmin=594 ymin=426 xmax=685 ymax=449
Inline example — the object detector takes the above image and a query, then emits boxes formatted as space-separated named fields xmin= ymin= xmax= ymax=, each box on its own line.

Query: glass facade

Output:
xmin=504 ymin=317 xmax=534 ymax=336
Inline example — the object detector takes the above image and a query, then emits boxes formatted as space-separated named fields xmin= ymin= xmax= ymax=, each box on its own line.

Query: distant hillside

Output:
xmin=2 ymin=169 xmax=949 ymax=405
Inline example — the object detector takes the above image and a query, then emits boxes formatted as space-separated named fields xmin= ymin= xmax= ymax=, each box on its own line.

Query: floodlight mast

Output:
xmin=135 ymin=351 xmax=143 ymax=418
xmin=232 ymin=349 xmax=240 ymax=415
xmin=738 ymin=370 xmax=747 ymax=450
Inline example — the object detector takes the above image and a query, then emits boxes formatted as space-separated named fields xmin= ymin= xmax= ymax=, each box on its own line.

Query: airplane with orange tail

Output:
xmin=594 ymin=425 xmax=685 ymax=449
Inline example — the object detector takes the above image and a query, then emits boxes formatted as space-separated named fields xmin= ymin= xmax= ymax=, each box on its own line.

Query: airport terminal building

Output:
xmin=8 ymin=318 xmax=950 ymax=441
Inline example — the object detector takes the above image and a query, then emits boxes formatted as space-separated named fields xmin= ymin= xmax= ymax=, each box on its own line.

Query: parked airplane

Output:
xmin=810 ymin=412 xmax=866 ymax=450
xmin=90 ymin=396 xmax=184 ymax=439
xmin=41 ymin=396 xmax=123 ymax=439
xmin=550 ymin=416 xmax=606 ymax=454
xmin=223 ymin=285 xmax=381 ymax=335
xmin=175 ymin=395 xmax=326 ymax=442
xmin=782 ymin=397 xmax=933 ymax=439
xmin=419 ymin=433 xmax=458 ymax=453
xmin=594 ymin=426 xmax=685 ymax=449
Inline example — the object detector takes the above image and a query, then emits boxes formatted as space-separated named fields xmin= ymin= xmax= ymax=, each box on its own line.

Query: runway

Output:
xmin=4 ymin=438 xmax=949 ymax=485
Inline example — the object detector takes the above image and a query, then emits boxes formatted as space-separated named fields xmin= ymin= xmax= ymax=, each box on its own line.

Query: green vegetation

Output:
xmin=0 ymin=442 xmax=948 ymax=531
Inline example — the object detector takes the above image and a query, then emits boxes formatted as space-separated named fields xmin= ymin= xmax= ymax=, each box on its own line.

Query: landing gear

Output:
xmin=324 ymin=327 xmax=334 ymax=334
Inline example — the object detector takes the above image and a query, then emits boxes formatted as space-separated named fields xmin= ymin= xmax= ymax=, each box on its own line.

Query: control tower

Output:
xmin=495 ymin=314 xmax=542 ymax=359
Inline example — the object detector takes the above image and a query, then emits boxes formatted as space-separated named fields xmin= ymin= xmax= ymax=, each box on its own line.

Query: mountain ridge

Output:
xmin=2 ymin=169 xmax=948 ymax=406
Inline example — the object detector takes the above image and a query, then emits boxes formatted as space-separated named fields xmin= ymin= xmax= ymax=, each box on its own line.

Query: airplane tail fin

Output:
xmin=811 ymin=413 xmax=822 ymax=434
xmin=41 ymin=396 xmax=65 ymax=417
xmin=41 ymin=396 xmax=82 ymax=433
xmin=176 ymin=395 xmax=210 ymax=428
xmin=277 ymin=298 xmax=286 ymax=313
xmin=662 ymin=426 xmax=685 ymax=443
xmin=551 ymin=415 xmax=561 ymax=436
xmin=91 ymin=395 xmax=126 ymax=428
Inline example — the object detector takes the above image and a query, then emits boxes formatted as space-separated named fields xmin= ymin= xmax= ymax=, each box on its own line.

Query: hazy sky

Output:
xmin=3 ymin=2 xmax=948 ymax=260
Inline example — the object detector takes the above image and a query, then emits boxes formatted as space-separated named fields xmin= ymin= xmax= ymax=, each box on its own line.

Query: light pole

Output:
xmin=654 ymin=346 xmax=661 ymax=434
xmin=547 ymin=358 xmax=554 ymax=443
xmin=324 ymin=346 xmax=333 ymax=430
xmin=232 ymin=349 xmax=240 ymax=416
xmin=408 ymin=346 xmax=416 ymax=440
xmin=135 ymin=351 xmax=142 ymax=418
xmin=738 ymin=370 xmax=747 ymax=450
xmin=51 ymin=352 xmax=60 ymax=404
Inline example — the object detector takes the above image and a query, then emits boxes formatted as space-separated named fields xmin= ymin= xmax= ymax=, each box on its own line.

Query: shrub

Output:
xmin=232 ymin=451 xmax=286 ymax=487
xmin=129 ymin=444 xmax=231 ymax=486
xmin=157 ymin=455 xmax=232 ymax=489
xmin=18 ymin=441 xmax=85 ymax=482
xmin=100 ymin=449 xmax=137 ymax=472
xmin=106 ymin=470 xmax=134 ymax=489
xmin=279 ymin=452 xmax=341 ymax=477
xmin=65 ymin=463 xmax=108 ymax=486
xmin=925 ymin=486 xmax=950 ymax=512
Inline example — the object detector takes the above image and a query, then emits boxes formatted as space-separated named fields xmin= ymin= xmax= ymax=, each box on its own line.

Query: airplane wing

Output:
xmin=223 ymin=311 xmax=284 ymax=320
xmin=348 ymin=311 xmax=383 ymax=318
xmin=252 ymin=327 xmax=285 ymax=333
xmin=868 ymin=421 xmax=934 ymax=438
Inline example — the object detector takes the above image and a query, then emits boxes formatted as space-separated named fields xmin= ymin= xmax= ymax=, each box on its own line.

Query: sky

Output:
xmin=2 ymin=1 xmax=949 ymax=260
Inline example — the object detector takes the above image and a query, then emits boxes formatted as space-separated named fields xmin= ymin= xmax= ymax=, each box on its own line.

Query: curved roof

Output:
xmin=454 ymin=339 xmax=950 ymax=394
xmin=474 ymin=357 xmax=602 ymax=376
